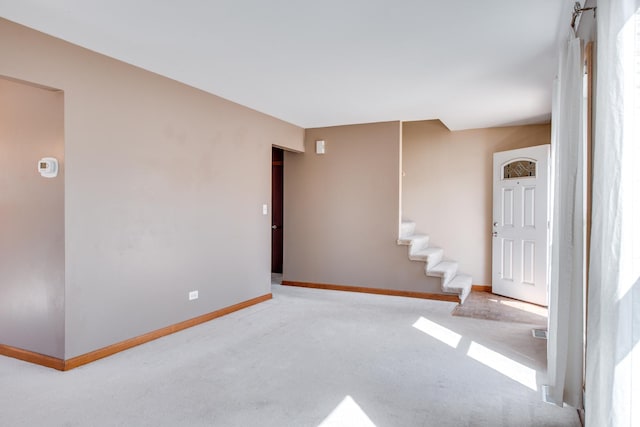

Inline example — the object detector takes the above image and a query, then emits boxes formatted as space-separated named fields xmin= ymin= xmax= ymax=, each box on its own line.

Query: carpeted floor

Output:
xmin=452 ymin=291 xmax=548 ymax=326
xmin=0 ymin=283 xmax=577 ymax=426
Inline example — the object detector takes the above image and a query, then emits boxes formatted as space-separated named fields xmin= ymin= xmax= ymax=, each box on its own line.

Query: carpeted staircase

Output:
xmin=398 ymin=220 xmax=472 ymax=304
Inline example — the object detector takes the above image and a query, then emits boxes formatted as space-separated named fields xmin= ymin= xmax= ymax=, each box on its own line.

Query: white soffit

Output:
xmin=0 ymin=0 xmax=575 ymax=131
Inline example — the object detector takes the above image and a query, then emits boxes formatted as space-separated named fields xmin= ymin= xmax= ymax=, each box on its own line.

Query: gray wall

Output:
xmin=0 ymin=78 xmax=65 ymax=358
xmin=283 ymin=120 xmax=551 ymax=292
xmin=284 ymin=121 xmax=440 ymax=292
xmin=1 ymin=18 xmax=304 ymax=359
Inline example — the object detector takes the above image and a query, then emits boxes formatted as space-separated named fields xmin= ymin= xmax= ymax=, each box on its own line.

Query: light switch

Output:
xmin=262 ymin=204 xmax=268 ymax=215
xmin=315 ymin=140 xmax=325 ymax=154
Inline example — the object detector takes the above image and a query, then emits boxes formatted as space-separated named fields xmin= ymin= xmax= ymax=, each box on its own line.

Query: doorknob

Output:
xmin=492 ymin=231 xmax=498 ymax=237
xmin=272 ymin=225 xmax=278 ymax=230
xmin=493 ymin=221 xmax=499 ymax=227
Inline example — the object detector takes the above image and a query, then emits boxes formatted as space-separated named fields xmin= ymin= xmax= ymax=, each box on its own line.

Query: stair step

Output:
xmin=427 ymin=261 xmax=458 ymax=285
xmin=400 ymin=221 xmax=416 ymax=239
xmin=409 ymin=247 xmax=444 ymax=269
xmin=396 ymin=221 xmax=473 ymax=304
xmin=397 ymin=234 xmax=429 ymax=249
xmin=443 ymin=274 xmax=473 ymax=304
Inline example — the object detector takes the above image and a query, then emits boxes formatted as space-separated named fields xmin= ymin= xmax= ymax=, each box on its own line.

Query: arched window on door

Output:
xmin=503 ymin=160 xmax=536 ymax=179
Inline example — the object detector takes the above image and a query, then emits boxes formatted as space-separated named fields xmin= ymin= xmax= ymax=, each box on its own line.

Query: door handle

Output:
xmin=492 ymin=231 xmax=498 ymax=237
xmin=493 ymin=221 xmax=499 ymax=227
xmin=272 ymin=225 xmax=278 ymax=230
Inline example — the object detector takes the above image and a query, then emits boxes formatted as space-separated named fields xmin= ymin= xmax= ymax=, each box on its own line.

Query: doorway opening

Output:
xmin=271 ymin=147 xmax=284 ymax=274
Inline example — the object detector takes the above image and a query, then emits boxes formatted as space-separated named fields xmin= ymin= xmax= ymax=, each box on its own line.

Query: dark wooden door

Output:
xmin=271 ymin=147 xmax=284 ymax=273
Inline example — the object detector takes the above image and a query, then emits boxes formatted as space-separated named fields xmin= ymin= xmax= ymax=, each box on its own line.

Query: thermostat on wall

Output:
xmin=37 ymin=157 xmax=58 ymax=178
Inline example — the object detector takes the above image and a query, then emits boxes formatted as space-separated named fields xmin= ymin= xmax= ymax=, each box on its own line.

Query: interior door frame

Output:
xmin=271 ymin=147 xmax=284 ymax=274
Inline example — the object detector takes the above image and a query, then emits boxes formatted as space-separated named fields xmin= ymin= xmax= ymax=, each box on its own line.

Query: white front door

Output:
xmin=492 ymin=145 xmax=550 ymax=306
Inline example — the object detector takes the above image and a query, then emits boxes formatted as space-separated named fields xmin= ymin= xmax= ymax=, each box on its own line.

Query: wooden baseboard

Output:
xmin=281 ymin=280 xmax=459 ymax=303
xmin=471 ymin=285 xmax=492 ymax=293
xmin=0 ymin=344 xmax=65 ymax=370
xmin=0 ymin=293 xmax=272 ymax=371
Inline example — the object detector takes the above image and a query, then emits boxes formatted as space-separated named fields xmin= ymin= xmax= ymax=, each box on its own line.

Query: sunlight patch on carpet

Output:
xmin=413 ymin=317 xmax=462 ymax=348
xmin=318 ymin=395 xmax=376 ymax=427
xmin=467 ymin=342 xmax=537 ymax=391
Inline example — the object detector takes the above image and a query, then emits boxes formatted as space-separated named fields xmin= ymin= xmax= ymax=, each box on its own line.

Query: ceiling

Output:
xmin=0 ymin=0 xmax=575 ymax=130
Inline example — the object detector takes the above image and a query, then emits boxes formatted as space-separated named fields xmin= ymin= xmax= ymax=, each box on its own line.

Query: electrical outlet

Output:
xmin=188 ymin=290 xmax=199 ymax=301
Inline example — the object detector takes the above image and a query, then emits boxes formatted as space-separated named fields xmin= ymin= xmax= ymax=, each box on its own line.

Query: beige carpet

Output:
xmin=452 ymin=291 xmax=548 ymax=326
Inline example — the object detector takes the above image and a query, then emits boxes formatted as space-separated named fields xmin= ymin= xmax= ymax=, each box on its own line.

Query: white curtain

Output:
xmin=546 ymin=36 xmax=585 ymax=409
xmin=586 ymin=0 xmax=640 ymax=425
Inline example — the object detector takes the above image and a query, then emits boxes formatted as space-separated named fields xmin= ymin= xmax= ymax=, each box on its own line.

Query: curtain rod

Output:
xmin=571 ymin=1 xmax=597 ymax=32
